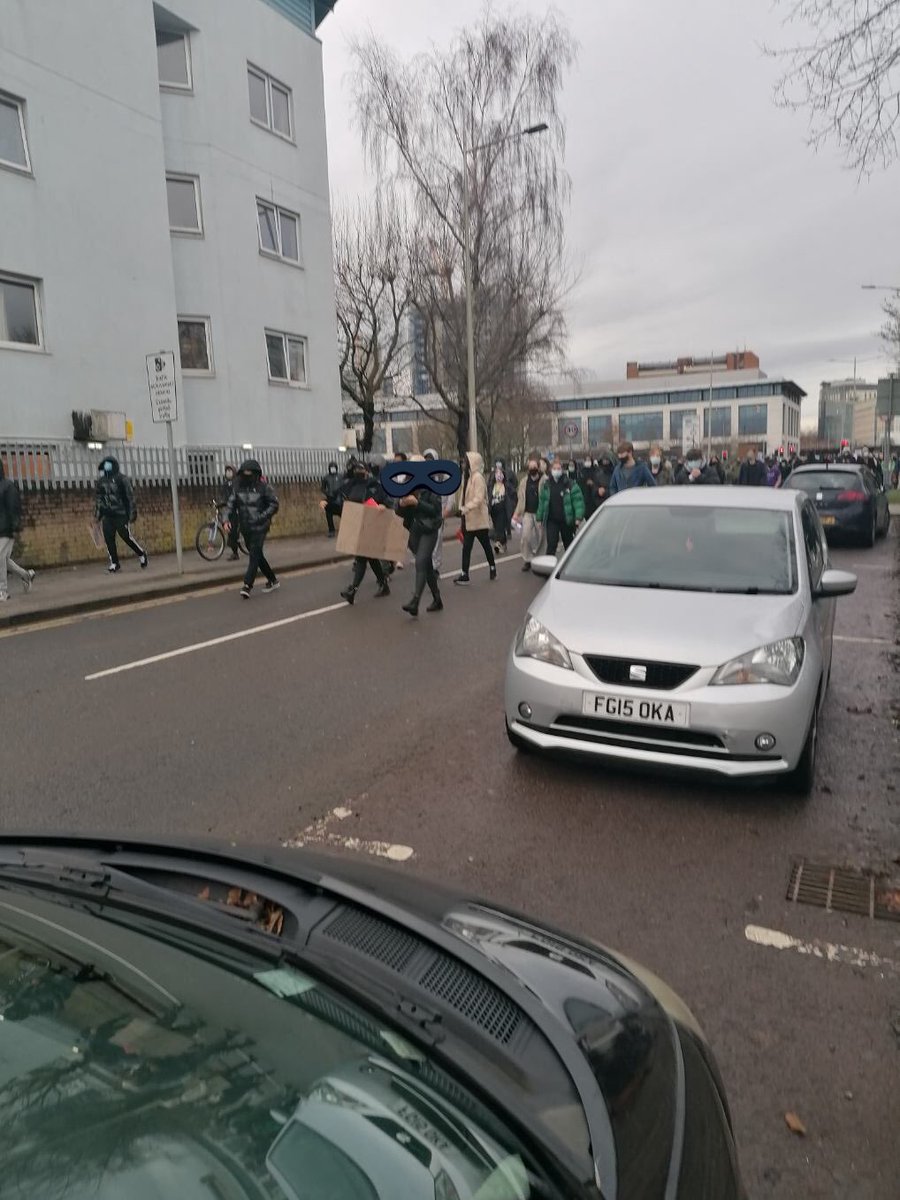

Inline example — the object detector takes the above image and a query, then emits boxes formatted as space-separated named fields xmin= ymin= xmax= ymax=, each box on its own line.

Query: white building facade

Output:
xmin=0 ymin=0 xmax=341 ymax=449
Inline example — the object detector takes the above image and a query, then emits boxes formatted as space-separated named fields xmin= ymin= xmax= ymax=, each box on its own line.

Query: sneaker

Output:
xmin=263 ymin=580 xmax=280 ymax=593
xmin=138 ymin=553 xmax=149 ymax=569
xmin=521 ymin=562 xmax=532 ymax=572
xmin=454 ymin=574 xmax=470 ymax=585
xmin=394 ymin=562 xmax=404 ymax=571
xmin=108 ymin=563 xmax=121 ymax=573
xmin=489 ymin=566 xmax=497 ymax=581
xmin=0 ymin=592 xmax=8 ymax=603
xmin=240 ymin=585 xmax=251 ymax=599
xmin=23 ymin=569 xmax=36 ymax=593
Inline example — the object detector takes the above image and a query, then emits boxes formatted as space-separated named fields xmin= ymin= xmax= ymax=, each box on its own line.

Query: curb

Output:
xmin=0 ymin=551 xmax=344 ymax=630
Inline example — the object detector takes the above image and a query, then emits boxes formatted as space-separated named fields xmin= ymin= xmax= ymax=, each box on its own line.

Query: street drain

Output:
xmin=787 ymin=860 xmax=900 ymax=923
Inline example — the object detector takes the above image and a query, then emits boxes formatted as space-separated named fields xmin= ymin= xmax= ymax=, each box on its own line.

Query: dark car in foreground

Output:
xmin=783 ymin=462 xmax=890 ymax=546
xmin=0 ymin=836 xmax=745 ymax=1200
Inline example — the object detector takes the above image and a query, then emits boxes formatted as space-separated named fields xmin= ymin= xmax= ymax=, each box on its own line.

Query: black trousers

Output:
xmin=410 ymin=529 xmax=440 ymax=602
xmin=490 ymin=503 xmax=511 ymax=544
xmin=546 ymin=519 xmax=574 ymax=556
xmin=227 ymin=521 xmax=240 ymax=554
xmin=323 ymin=501 xmax=342 ymax=534
xmin=461 ymin=528 xmax=496 ymax=574
xmin=244 ymin=531 xmax=276 ymax=588
xmin=351 ymin=557 xmax=386 ymax=588
xmin=101 ymin=517 xmax=144 ymax=565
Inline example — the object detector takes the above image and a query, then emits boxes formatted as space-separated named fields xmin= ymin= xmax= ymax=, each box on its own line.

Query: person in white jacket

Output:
xmin=454 ymin=452 xmax=496 ymax=585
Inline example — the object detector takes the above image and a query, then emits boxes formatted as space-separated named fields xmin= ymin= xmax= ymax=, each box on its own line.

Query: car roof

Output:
xmin=604 ymin=486 xmax=803 ymax=511
xmin=788 ymin=462 xmax=864 ymax=473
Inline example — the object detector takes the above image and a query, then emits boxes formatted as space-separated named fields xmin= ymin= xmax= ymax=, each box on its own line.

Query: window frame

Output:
xmin=265 ymin=329 xmax=309 ymax=388
xmin=156 ymin=28 xmax=193 ymax=92
xmin=256 ymin=199 xmax=302 ymax=265
xmin=0 ymin=272 xmax=44 ymax=352
xmin=800 ymin=502 xmax=825 ymax=590
xmin=166 ymin=172 xmax=203 ymax=236
xmin=247 ymin=64 xmax=294 ymax=142
xmin=738 ymin=402 xmax=768 ymax=437
xmin=177 ymin=315 xmax=214 ymax=376
xmin=0 ymin=91 xmax=32 ymax=175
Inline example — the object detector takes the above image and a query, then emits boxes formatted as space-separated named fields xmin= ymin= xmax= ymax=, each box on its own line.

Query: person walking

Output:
xmin=94 ymin=457 xmax=147 ymax=574
xmin=423 ymin=448 xmax=453 ymax=574
xmin=676 ymin=448 xmax=720 ymax=485
xmin=536 ymin=460 xmax=585 ymax=556
xmin=397 ymin=457 xmax=444 ymax=617
xmin=514 ymin=457 xmax=546 ymax=572
xmin=738 ymin=449 xmax=767 ymax=486
xmin=488 ymin=462 xmax=513 ymax=555
xmin=223 ymin=459 xmax=279 ymax=598
xmin=339 ymin=459 xmax=391 ymax=605
xmin=578 ymin=457 xmax=600 ymax=516
xmin=648 ymin=445 xmax=673 ymax=486
xmin=609 ymin=442 xmax=657 ymax=494
xmin=454 ymin=451 xmax=496 ymax=585
xmin=0 ymin=462 xmax=35 ymax=602
xmin=319 ymin=460 xmax=344 ymax=538
xmin=765 ymin=456 xmax=782 ymax=487
xmin=218 ymin=464 xmax=241 ymax=559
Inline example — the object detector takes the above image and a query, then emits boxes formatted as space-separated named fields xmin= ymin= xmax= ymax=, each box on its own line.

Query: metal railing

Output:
xmin=0 ymin=440 xmax=351 ymax=491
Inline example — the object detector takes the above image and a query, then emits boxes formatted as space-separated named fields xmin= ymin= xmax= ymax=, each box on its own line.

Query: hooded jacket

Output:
xmin=459 ymin=451 xmax=489 ymax=531
xmin=225 ymin=459 xmax=279 ymax=535
xmin=676 ymin=460 xmax=720 ymax=486
xmin=94 ymin=457 xmax=136 ymax=522
xmin=321 ymin=462 xmax=343 ymax=504
xmin=536 ymin=473 xmax=585 ymax=526
xmin=0 ymin=461 xmax=22 ymax=539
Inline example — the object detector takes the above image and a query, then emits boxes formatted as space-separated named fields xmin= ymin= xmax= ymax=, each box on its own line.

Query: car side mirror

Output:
xmin=816 ymin=568 xmax=857 ymax=598
xmin=530 ymin=555 xmax=558 ymax=578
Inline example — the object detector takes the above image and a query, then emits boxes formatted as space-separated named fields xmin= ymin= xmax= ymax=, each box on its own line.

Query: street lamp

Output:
xmin=462 ymin=121 xmax=549 ymax=454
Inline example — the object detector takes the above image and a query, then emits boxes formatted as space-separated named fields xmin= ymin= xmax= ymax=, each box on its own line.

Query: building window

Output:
xmin=670 ymin=389 xmax=703 ymax=405
xmin=738 ymin=403 xmax=768 ymax=436
xmin=703 ymin=407 xmax=732 ymax=438
xmin=247 ymin=65 xmax=293 ymax=140
xmin=266 ymin=330 xmax=308 ymax=386
xmin=586 ymin=397 xmax=615 ymax=410
xmin=669 ymin=409 xmax=696 ymax=442
xmin=0 ymin=92 xmax=30 ymax=173
xmin=0 ymin=273 xmax=41 ymax=349
xmin=178 ymin=317 xmax=213 ymax=374
xmin=587 ymin=414 xmax=614 ymax=445
xmin=391 ymin=427 xmax=414 ymax=455
xmin=166 ymin=174 xmax=202 ymax=234
xmin=619 ymin=411 xmax=663 ymax=443
xmin=257 ymin=200 xmax=301 ymax=263
xmin=156 ymin=29 xmax=192 ymax=90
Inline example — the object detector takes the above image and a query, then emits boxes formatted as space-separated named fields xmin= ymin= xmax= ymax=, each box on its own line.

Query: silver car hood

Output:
xmin=532 ymin=580 xmax=807 ymax=667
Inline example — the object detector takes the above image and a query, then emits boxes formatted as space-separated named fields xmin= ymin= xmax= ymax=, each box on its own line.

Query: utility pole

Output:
xmin=706 ymin=350 xmax=714 ymax=459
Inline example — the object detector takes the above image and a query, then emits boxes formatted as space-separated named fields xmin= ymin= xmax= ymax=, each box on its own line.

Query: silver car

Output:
xmin=505 ymin=488 xmax=857 ymax=793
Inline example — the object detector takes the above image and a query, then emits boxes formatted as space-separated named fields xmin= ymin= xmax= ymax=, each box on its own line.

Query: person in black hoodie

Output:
xmin=0 ymin=461 xmax=35 ymax=600
xmin=319 ymin=461 xmax=344 ymax=537
xmin=339 ymin=459 xmax=391 ymax=605
xmin=223 ymin=459 xmax=279 ymax=598
xmin=94 ymin=457 xmax=147 ymax=573
xmin=397 ymin=466 xmax=443 ymax=617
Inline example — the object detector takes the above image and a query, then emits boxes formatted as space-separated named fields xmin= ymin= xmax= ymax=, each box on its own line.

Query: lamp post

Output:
xmin=861 ymin=284 xmax=900 ymax=463
xmin=461 ymin=121 xmax=548 ymax=454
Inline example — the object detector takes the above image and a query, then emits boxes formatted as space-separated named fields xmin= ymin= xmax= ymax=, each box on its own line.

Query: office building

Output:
xmin=817 ymin=378 xmax=877 ymax=445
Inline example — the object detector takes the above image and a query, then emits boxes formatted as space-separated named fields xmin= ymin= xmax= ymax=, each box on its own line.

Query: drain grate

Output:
xmin=787 ymin=860 xmax=900 ymax=923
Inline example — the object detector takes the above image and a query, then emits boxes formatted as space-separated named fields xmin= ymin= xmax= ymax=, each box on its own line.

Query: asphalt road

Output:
xmin=1 ymin=523 xmax=898 ymax=1199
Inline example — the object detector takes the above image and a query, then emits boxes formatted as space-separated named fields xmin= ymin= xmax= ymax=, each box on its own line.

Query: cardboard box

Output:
xmin=336 ymin=501 xmax=409 ymax=561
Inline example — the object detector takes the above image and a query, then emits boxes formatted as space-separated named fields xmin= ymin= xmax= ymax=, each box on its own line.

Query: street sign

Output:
xmin=146 ymin=351 xmax=178 ymax=424
xmin=682 ymin=413 xmax=700 ymax=453
xmin=563 ymin=420 xmax=580 ymax=440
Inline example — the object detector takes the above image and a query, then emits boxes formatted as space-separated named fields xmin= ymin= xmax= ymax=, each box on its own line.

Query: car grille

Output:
xmin=584 ymin=655 xmax=698 ymax=690
xmin=555 ymin=714 xmax=724 ymax=748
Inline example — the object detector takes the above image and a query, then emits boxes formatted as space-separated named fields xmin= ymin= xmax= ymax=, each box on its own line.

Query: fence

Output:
xmin=0 ymin=440 xmax=351 ymax=491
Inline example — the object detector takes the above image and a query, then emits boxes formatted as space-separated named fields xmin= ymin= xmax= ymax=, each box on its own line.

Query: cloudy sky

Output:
xmin=318 ymin=0 xmax=899 ymax=427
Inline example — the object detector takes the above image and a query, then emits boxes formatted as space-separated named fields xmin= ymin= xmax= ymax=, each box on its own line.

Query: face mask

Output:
xmin=650 ymin=456 xmax=661 ymax=468
xmin=102 ymin=465 xmax=113 ymax=475
xmin=551 ymin=469 xmax=563 ymax=481
xmin=583 ymin=460 xmax=592 ymax=469
xmin=687 ymin=460 xmax=703 ymax=473
xmin=495 ymin=470 xmax=503 ymax=481
xmin=617 ymin=455 xmax=628 ymax=465
xmin=528 ymin=465 xmax=538 ymax=476
xmin=329 ymin=466 xmax=337 ymax=474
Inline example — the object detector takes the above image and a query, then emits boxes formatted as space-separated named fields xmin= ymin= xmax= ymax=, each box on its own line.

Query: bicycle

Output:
xmin=195 ymin=501 xmax=248 ymax=561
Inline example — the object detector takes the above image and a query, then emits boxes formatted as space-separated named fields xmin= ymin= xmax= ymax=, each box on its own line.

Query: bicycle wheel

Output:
xmin=196 ymin=521 xmax=226 ymax=561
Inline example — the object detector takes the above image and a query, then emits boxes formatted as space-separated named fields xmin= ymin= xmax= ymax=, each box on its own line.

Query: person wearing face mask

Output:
xmin=577 ymin=457 xmax=599 ymax=517
xmin=648 ymin=445 xmax=672 ymax=486
xmin=454 ymin=451 xmax=496 ymax=585
xmin=489 ymin=461 xmax=513 ymax=554
xmin=337 ymin=459 xmax=392 ymax=604
xmin=223 ymin=459 xmax=279 ymax=597
xmin=319 ymin=461 xmax=344 ymax=538
xmin=593 ymin=456 xmax=614 ymax=507
xmin=609 ymin=442 xmax=656 ymax=495
xmin=513 ymin=456 xmax=546 ymax=571
xmin=675 ymin=449 xmax=719 ymax=485
xmin=765 ymin=457 xmax=782 ymax=487
xmin=94 ymin=457 xmax=148 ymax=573
xmin=535 ymin=460 xmax=585 ymax=556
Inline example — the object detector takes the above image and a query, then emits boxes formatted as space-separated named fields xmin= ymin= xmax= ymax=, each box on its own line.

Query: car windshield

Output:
xmin=786 ymin=470 xmax=864 ymax=493
xmin=0 ymin=894 xmax=550 ymax=1200
xmin=558 ymin=504 xmax=798 ymax=595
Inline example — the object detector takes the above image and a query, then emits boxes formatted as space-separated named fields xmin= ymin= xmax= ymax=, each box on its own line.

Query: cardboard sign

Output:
xmin=336 ymin=501 xmax=409 ymax=561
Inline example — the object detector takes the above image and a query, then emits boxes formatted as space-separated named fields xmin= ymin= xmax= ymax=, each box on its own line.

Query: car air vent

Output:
xmin=322 ymin=907 xmax=421 ymax=973
xmin=418 ymin=955 xmax=523 ymax=1045
xmin=584 ymin=655 xmax=698 ymax=690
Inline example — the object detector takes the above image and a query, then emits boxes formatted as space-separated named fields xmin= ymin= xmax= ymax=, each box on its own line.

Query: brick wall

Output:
xmin=14 ymin=481 xmax=323 ymax=568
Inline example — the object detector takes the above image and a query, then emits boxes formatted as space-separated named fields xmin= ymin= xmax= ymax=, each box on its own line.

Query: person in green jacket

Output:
xmin=536 ymin=461 xmax=585 ymax=555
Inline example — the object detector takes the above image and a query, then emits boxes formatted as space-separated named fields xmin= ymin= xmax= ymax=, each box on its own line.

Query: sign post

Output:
xmin=682 ymin=412 xmax=700 ymax=455
xmin=146 ymin=351 xmax=183 ymax=574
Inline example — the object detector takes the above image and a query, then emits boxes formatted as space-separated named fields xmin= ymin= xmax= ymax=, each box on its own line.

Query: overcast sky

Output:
xmin=319 ymin=0 xmax=899 ymax=427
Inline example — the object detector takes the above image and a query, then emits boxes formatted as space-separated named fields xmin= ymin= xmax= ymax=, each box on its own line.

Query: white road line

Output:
xmin=833 ymin=635 xmax=894 ymax=646
xmin=84 ymin=555 xmax=522 ymax=681
xmin=745 ymin=924 xmax=899 ymax=978
xmin=284 ymin=804 xmax=414 ymax=862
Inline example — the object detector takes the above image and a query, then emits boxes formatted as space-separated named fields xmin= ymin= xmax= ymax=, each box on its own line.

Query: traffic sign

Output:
xmin=563 ymin=420 xmax=580 ymax=440
xmin=146 ymin=351 xmax=178 ymax=424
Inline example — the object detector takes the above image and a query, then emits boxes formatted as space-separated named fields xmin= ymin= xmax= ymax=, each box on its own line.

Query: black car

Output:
xmin=784 ymin=462 xmax=890 ymax=546
xmin=0 ymin=836 xmax=745 ymax=1200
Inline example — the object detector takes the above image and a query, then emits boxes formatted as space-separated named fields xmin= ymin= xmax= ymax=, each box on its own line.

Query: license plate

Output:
xmin=820 ymin=515 xmax=836 ymax=526
xmin=583 ymin=692 xmax=690 ymax=728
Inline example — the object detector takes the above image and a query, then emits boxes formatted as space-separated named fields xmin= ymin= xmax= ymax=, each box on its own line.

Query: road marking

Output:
xmin=745 ymin=924 xmax=899 ymax=978
xmin=284 ymin=804 xmax=414 ymax=862
xmin=83 ymin=556 xmax=522 ymax=681
xmin=833 ymin=635 xmax=894 ymax=646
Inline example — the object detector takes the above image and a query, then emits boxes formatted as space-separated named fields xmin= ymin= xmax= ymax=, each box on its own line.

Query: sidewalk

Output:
xmin=0 ymin=534 xmax=347 ymax=629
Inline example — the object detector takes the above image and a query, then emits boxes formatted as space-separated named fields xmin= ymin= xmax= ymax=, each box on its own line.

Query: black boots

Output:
xmin=426 ymin=594 xmax=443 ymax=612
xmin=375 ymin=579 xmax=391 ymax=597
xmin=404 ymin=588 xmax=442 ymax=616
xmin=340 ymin=586 xmax=356 ymax=605
xmin=402 ymin=598 xmax=419 ymax=616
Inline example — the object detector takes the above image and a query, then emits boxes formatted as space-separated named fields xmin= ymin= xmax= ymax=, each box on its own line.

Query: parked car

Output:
xmin=782 ymin=462 xmax=890 ymax=546
xmin=505 ymin=488 xmax=857 ymax=793
xmin=0 ymin=835 xmax=746 ymax=1199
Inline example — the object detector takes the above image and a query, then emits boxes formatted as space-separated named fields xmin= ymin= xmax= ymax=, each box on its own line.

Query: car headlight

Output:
xmin=711 ymin=637 xmax=804 ymax=687
xmin=515 ymin=615 xmax=573 ymax=670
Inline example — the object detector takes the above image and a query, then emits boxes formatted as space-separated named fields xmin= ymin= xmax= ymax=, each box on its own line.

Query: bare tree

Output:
xmin=489 ymin=384 xmax=554 ymax=469
xmin=767 ymin=0 xmax=900 ymax=174
xmin=351 ymin=6 xmax=576 ymax=458
xmin=879 ymin=295 xmax=900 ymax=368
xmin=334 ymin=196 xmax=415 ymax=453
